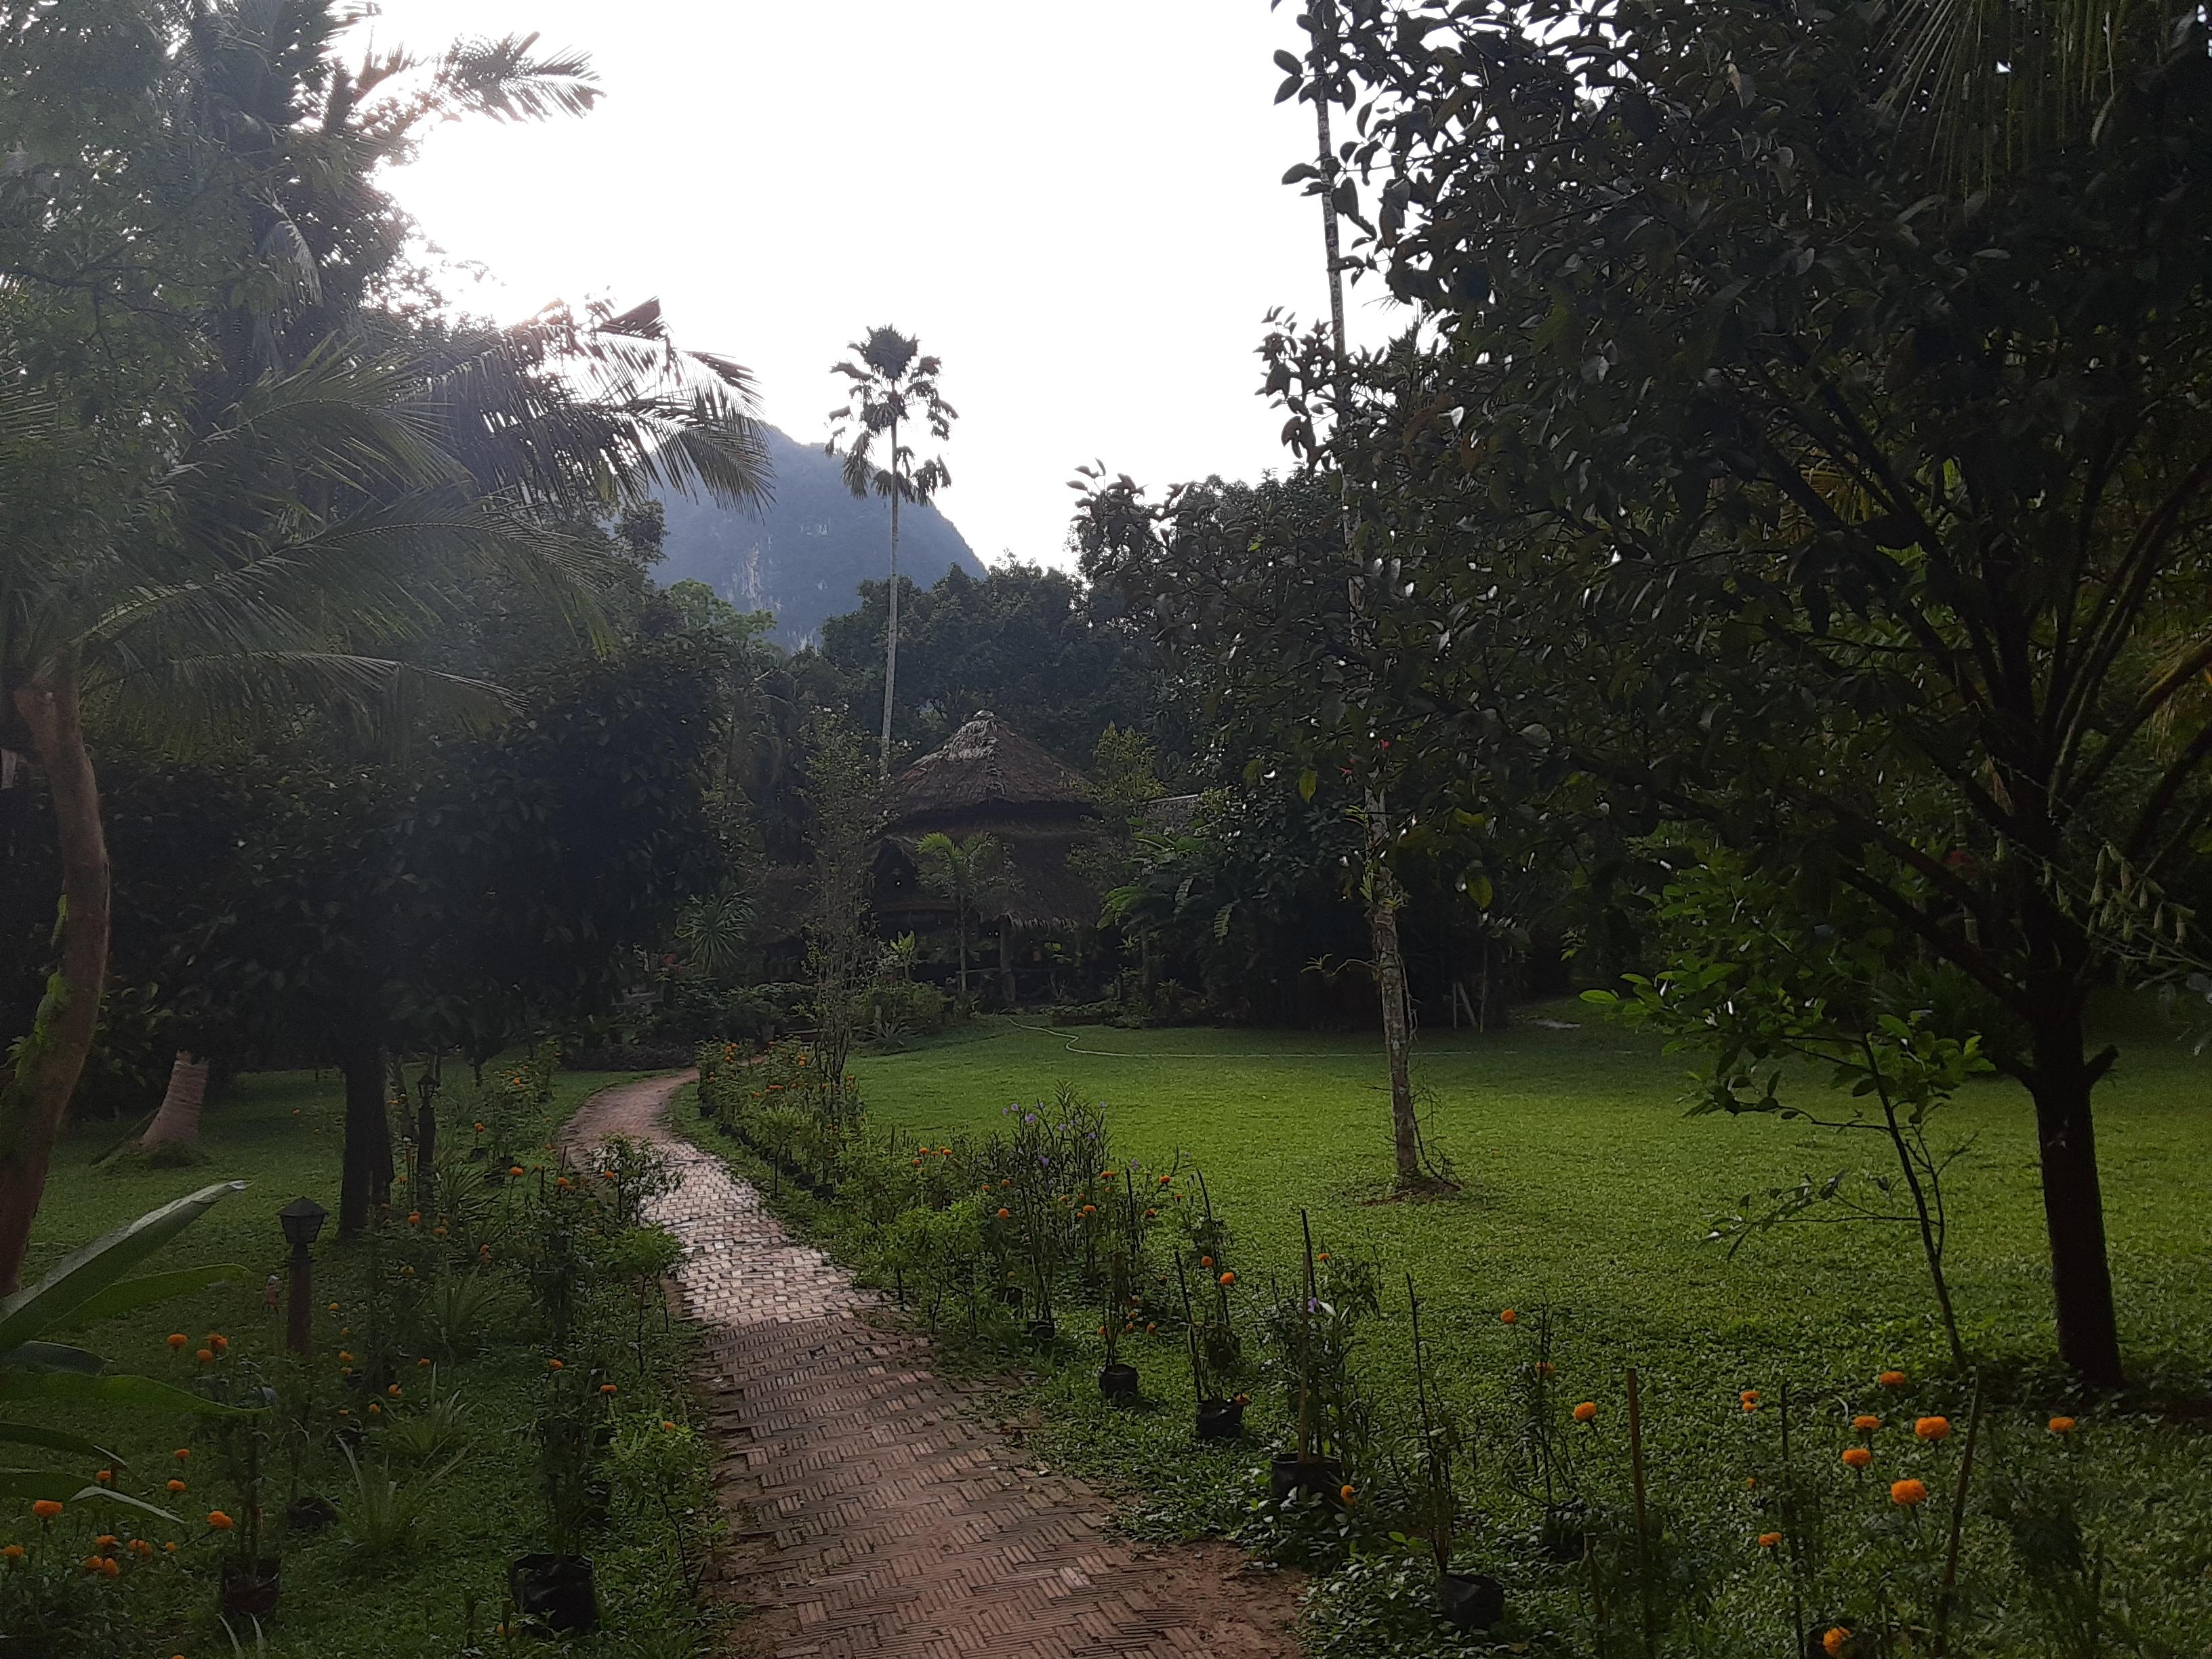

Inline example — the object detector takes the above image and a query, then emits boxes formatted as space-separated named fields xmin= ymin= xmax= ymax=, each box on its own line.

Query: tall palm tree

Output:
xmin=827 ymin=327 xmax=957 ymax=781
xmin=0 ymin=0 xmax=770 ymax=1286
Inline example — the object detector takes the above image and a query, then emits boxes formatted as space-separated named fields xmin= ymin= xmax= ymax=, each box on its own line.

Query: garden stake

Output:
xmin=1296 ymin=1208 xmax=1317 ymax=1463
xmin=1782 ymin=1380 xmax=1805 ymax=1657
xmin=1626 ymin=1366 xmax=1654 ymax=1658
xmin=1174 ymin=1248 xmax=1205 ymax=1408
xmin=1933 ymin=1376 xmax=1984 ymax=1658
xmin=1583 ymin=1534 xmax=1608 ymax=1658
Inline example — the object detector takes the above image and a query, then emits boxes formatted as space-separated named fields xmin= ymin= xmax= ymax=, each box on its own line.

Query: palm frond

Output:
xmin=99 ymin=650 xmax=512 ymax=751
xmin=436 ymin=32 xmax=600 ymax=124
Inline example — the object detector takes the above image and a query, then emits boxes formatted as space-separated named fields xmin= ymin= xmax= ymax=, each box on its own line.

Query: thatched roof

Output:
xmin=884 ymin=710 xmax=1096 ymax=832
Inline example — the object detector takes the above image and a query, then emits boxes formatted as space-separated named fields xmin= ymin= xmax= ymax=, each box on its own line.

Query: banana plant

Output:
xmin=0 ymin=1180 xmax=255 ymax=1511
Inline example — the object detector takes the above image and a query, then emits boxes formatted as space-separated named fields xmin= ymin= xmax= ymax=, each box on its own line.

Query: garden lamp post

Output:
xmin=278 ymin=1197 xmax=327 ymax=1354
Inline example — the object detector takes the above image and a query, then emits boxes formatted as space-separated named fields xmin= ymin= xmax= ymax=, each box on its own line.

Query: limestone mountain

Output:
xmin=651 ymin=424 xmax=984 ymax=646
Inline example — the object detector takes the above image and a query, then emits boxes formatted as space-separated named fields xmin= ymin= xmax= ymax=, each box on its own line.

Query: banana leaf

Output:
xmin=0 ymin=1342 xmax=102 ymax=1374
xmin=0 ymin=1421 xmax=122 ymax=1462
xmin=59 ymin=1265 xmax=247 ymax=1330
xmin=0 ymin=1181 xmax=246 ymax=1352
xmin=0 ymin=1369 xmax=255 ymax=1416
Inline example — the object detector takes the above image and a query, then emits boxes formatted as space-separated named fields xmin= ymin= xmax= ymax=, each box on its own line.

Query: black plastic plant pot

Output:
xmin=1195 ymin=1398 xmax=1246 ymax=1441
xmin=285 ymin=1494 xmax=338 ymax=1535
xmin=1098 ymin=1362 xmax=1139 ymax=1400
xmin=218 ymin=1557 xmax=281 ymax=1616
xmin=1439 ymin=1571 xmax=1505 ymax=1633
xmin=996 ymin=1284 xmax=1025 ymax=1310
xmin=1269 ymin=1452 xmax=1343 ymax=1504
xmin=1025 ymin=1316 xmax=1057 ymax=1343
xmin=510 ymin=1553 xmax=598 ymax=1635
xmin=1538 ymin=1501 xmax=1593 ymax=1563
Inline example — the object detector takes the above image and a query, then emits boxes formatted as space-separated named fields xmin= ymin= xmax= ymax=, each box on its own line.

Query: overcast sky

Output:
xmin=360 ymin=0 xmax=1398 ymax=569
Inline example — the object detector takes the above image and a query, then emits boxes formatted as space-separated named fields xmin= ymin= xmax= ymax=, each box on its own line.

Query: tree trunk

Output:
xmin=413 ymin=1060 xmax=438 ymax=1185
xmin=339 ymin=1037 xmax=392 ymax=1239
xmin=0 ymin=672 xmax=111 ymax=1294
xmin=879 ymin=418 xmax=902 ymax=784
xmin=2027 ymin=1004 xmax=2125 ymax=1385
xmin=141 ymin=1052 xmax=211 ymax=1148
xmin=1367 ymin=840 xmax=1420 ymax=1185
xmin=956 ymin=903 xmax=968 ymax=1000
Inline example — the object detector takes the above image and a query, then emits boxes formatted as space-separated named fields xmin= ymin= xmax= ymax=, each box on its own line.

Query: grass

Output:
xmin=821 ymin=1002 xmax=2212 ymax=1654
xmin=7 ymin=1067 xmax=711 ymax=1659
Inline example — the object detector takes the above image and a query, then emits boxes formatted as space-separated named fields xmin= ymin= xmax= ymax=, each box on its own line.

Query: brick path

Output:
xmin=566 ymin=1073 xmax=1302 ymax=1659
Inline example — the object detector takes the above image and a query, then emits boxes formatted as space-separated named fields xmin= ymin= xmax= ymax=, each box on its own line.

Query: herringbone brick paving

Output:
xmin=566 ymin=1073 xmax=1300 ymax=1659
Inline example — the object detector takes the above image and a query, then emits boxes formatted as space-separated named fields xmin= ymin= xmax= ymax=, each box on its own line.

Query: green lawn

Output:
xmin=8 ymin=1069 xmax=710 ymax=1659
xmin=837 ymin=1004 xmax=2212 ymax=1653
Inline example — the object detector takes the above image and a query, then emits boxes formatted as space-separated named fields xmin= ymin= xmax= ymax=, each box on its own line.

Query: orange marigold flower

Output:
xmin=166 ymin=1333 xmax=187 ymax=1350
xmin=1740 ymin=1389 xmax=1761 ymax=1410
xmin=386 ymin=1385 xmax=401 ymax=1399
xmin=1757 ymin=1532 xmax=1782 ymax=1549
xmin=367 ymin=1403 xmax=381 ymax=1416
xmin=167 ymin=1480 xmax=186 ymax=1494
xmin=1824 ymin=1629 xmax=1851 ymax=1657
xmin=1877 ymin=1369 xmax=1908 ymax=1389
xmin=129 ymin=1539 xmax=152 ymax=1556
xmin=997 ymin=1208 xmax=1011 ymax=1220
xmin=1218 ymin=1271 xmax=1235 ymax=1286
xmin=548 ymin=1359 xmax=564 ymax=1371
xmin=327 ymin=1302 xmax=340 ymax=1313
xmin=1853 ymin=1414 xmax=1881 ymax=1433
xmin=662 ymin=1420 xmax=677 ymax=1431
xmin=172 ymin=1448 xmax=189 ymax=1462
xmin=2048 ymin=1416 xmax=2077 ymax=1435
xmin=339 ymin=1351 xmax=354 ymax=1364
xmin=94 ymin=1534 xmax=118 ymax=1550
xmin=1889 ymin=1479 xmax=1929 ymax=1507
xmin=1 ymin=1544 xmax=22 ymax=1558
xmin=209 ymin=1334 xmax=228 ymax=1353
xmin=1500 ymin=1309 xmax=1517 ymax=1325
xmin=1080 ymin=1205 xmax=1097 ymax=1216
xmin=1914 ymin=1416 xmax=1951 ymax=1442
xmin=1200 ymin=1256 xmax=1214 ymax=1268
xmin=163 ymin=1542 xmax=177 ymax=1554
xmin=1573 ymin=1401 xmax=1597 ymax=1423
xmin=1841 ymin=1446 xmax=1872 ymax=1469
xmin=207 ymin=1511 xmax=235 ymax=1531
xmin=94 ymin=1469 xmax=112 ymax=1485
xmin=407 ymin=1211 xmax=422 ymax=1225
xmin=1338 ymin=1483 xmax=1356 ymax=1504
xmin=474 ymin=1122 xmax=487 ymax=1133
xmin=194 ymin=1348 xmax=213 ymax=1365
xmin=600 ymin=1384 xmax=617 ymax=1395
xmin=509 ymin=1166 xmax=525 ymax=1177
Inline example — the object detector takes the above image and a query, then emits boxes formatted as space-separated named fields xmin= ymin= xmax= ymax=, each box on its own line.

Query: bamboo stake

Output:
xmin=1934 ymin=1376 xmax=1985 ymax=1657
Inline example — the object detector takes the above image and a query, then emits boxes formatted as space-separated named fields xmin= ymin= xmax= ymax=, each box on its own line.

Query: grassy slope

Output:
xmin=840 ymin=1005 xmax=2212 ymax=1647
xmin=9 ymin=1068 xmax=684 ymax=1659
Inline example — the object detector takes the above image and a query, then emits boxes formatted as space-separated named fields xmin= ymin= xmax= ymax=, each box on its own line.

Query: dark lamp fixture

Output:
xmin=279 ymin=1196 xmax=327 ymax=1250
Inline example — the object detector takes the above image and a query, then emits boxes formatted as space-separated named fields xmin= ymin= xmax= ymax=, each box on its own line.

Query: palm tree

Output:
xmin=1884 ymin=0 xmax=2200 ymax=180
xmin=0 ymin=1 xmax=769 ymax=1285
xmin=826 ymin=327 xmax=957 ymax=781
xmin=913 ymin=832 xmax=1015 ymax=1000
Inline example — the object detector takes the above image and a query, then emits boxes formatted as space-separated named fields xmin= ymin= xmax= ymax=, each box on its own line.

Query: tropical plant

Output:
xmin=336 ymin=1440 xmax=465 ymax=1557
xmin=0 ymin=0 xmax=771 ymax=1287
xmin=0 ymin=1181 xmax=253 ymax=1507
xmin=374 ymin=1376 xmax=475 ymax=1465
xmin=826 ymin=325 xmax=958 ymax=781
xmin=913 ymin=832 xmax=1016 ymax=999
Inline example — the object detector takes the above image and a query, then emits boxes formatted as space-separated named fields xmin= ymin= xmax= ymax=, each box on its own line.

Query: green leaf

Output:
xmin=0 ymin=1342 xmax=102 ymax=1374
xmin=0 ymin=1468 xmax=91 ymax=1504
xmin=0 ymin=1370 xmax=255 ymax=1417
xmin=60 ymin=1266 xmax=247 ymax=1330
xmin=1298 ymin=767 xmax=1318 ymax=802
xmin=0 ymin=1182 xmax=245 ymax=1351
xmin=1465 ymin=873 xmax=1494 ymax=908
xmin=0 ymin=1421 xmax=122 ymax=1463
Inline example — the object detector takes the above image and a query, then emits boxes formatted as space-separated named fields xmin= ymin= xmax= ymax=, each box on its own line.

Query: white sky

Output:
xmin=361 ymin=0 xmax=1399 ymax=569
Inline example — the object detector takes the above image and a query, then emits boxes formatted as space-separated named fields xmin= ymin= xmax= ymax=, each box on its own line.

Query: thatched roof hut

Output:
xmin=874 ymin=710 xmax=1105 ymax=933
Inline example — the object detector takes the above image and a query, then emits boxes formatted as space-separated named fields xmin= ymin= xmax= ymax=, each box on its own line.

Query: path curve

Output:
xmin=567 ymin=1073 xmax=1303 ymax=1659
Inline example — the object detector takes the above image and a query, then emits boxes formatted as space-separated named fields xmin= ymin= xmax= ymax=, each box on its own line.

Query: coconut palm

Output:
xmin=826 ymin=327 xmax=958 ymax=781
xmin=1885 ymin=0 xmax=2202 ymax=180
xmin=0 ymin=1 xmax=770 ymax=1289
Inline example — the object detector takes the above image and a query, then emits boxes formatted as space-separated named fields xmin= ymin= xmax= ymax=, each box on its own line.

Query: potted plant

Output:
xmin=211 ymin=1374 xmax=281 ymax=1616
xmin=510 ymin=1366 xmax=600 ymax=1635
xmin=1267 ymin=1213 xmax=1368 ymax=1503
xmin=1175 ymin=1248 xmax=1246 ymax=1439
xmin=1407 ymin=1277 xmax=1504 ymax=1631
xmin=1095 ymin=1170 xmax=1149 ymax=1400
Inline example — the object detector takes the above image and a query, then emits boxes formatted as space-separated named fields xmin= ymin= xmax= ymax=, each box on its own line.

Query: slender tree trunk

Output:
xmin=1309 ymin=5 xmax=1422 ymax=1184
xmin=414 ymin=1060 xmax=438 ymax=1187
xmin=141 ymin=1052 xmax=211 ymax=1148
xmin=0 ymin=672 xmax=110 ymax=1294
xmin=880 ymin=415 xmax=902 ymax=783
xmin=957 ymin=897 xmax=968 ymax=999
xmin=2027 ymin=1000 xmax=2124 ymax=1385
xmin=338 ymin=1036 xmax=391 ymax=1240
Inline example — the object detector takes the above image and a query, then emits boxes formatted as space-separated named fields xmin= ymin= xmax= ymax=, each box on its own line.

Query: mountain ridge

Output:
xmin=651 ymin=424 xmax=984 ymax=647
